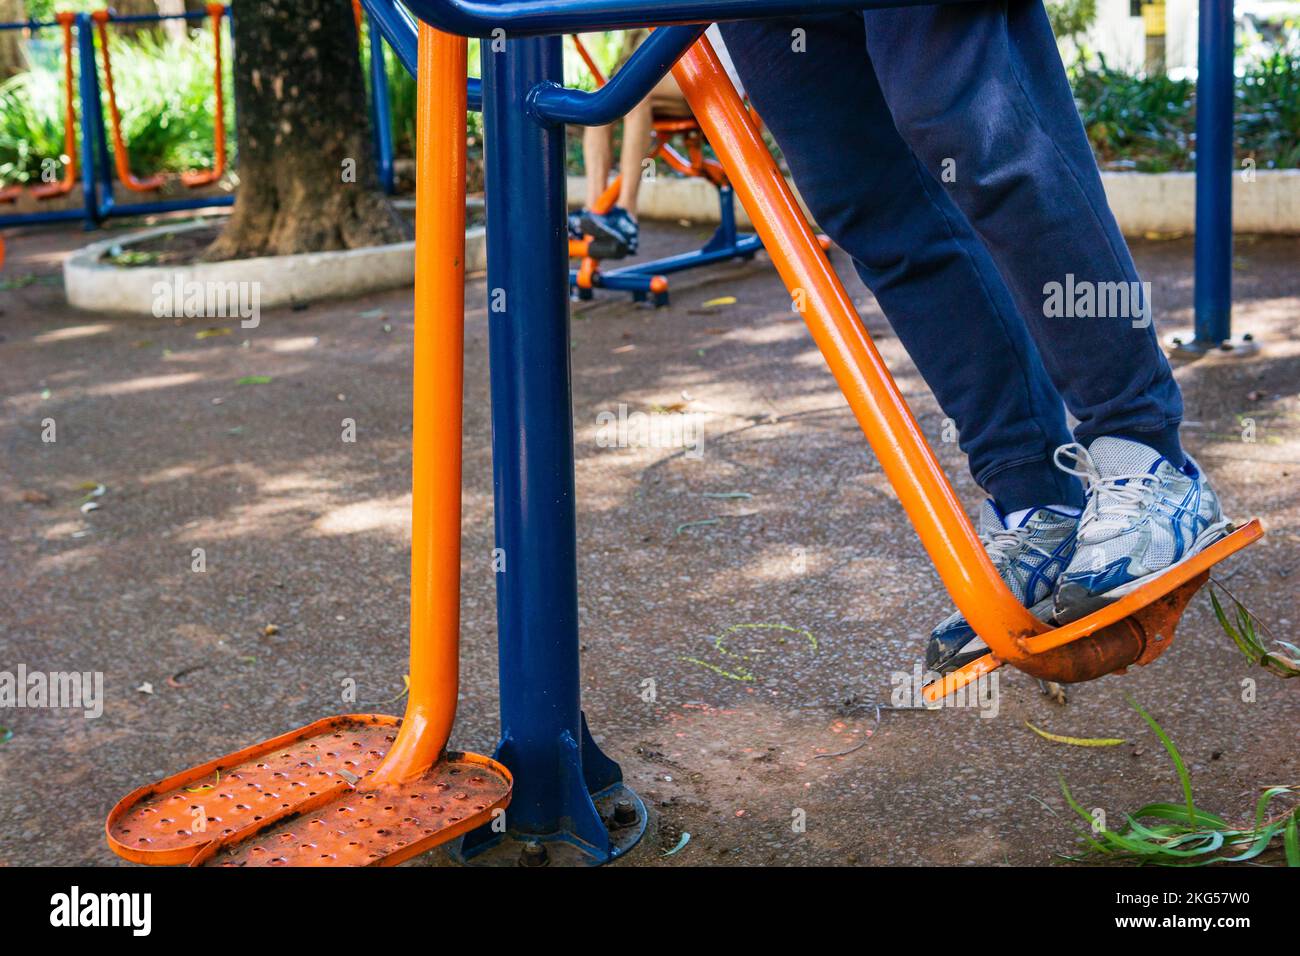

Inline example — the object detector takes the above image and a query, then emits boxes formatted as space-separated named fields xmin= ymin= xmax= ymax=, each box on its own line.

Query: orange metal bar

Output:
xmin=570 ymin=33 xmax=607 ymax=87
xmin=92 ymin=10 xmax=165 ymax=192
xmin=30 ymin=12 xmax=79 ymax=201
xmin=180 ymin=4 xmax=228 ymax=188
xmin=366 ymin=22 xmax=466 ymax=787
xmin=673 ymin=36 xmax=1049 ymax=665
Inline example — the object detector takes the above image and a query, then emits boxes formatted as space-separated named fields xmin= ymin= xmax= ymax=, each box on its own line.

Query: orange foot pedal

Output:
xmin=106 ymin=714 xmax=511 ymax=867
xmin=923 ymin=519 xmax=1264 ymax=703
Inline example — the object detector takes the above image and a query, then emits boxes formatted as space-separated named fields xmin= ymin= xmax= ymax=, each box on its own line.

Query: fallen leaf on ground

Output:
xmin=195 ymin=327 xmax=231 ymax=339
xmin=1025 ymin=720 xmax=1125 ymax=747
xmin=236 ymin=375 xmax=272 ymax=386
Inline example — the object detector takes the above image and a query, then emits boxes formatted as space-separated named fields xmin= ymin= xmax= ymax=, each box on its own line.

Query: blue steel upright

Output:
xmin=456 ymin=31 xmax=644 ymax=865
xmin=1192 ymin=0 xmax=1234 ymax=348
xmin=368 ymin=22 xmax=397 ymax=195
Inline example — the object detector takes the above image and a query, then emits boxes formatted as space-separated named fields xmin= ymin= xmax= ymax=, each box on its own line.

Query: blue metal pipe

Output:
xmin=360 ymin=0 xmax=420 ymax=77
xmin=1194 ymin=0 xmax=1234 ymax=345
xmin=459 ymin=31 xmax=625 ymax=861
xmin=76 ymin=13 xmax=101 ymax=229
xmin=368 ymin=23 xmax=397 ymax=194
xmin=529 ymin=24 xmax=704 ymax=125
xmin=400 ymin=0 xmax=983 ymax=37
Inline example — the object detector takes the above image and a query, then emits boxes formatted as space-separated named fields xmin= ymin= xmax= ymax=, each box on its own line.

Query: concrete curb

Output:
xmin=64 ymin=217 xmax=487 ymax=315
xmin=569 ymin=169 xmax=1300 ymax=236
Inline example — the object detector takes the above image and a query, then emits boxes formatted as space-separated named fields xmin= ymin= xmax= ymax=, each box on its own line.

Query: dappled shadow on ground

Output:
xmin=1 ymin=220 xmax=1296 ymax=866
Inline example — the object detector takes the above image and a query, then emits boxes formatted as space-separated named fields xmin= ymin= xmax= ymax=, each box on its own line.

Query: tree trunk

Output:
xmin=0 ymin=0 xmax=28 ymax=80
xmin=204 ymin=0 xmax=407 ymax=261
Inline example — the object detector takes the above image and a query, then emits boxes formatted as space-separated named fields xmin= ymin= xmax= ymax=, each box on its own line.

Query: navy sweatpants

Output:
xmin=718 ymin=1 xmax=1184 ymax=511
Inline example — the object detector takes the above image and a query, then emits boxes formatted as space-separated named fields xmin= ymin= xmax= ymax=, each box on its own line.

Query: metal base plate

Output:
xmin=452 ymin=782 xmax=647 ymax=867
xmin=1165 ymin=330 xmax=1259 ymax=359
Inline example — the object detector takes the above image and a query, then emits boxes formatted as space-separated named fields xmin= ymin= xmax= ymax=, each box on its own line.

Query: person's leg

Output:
xmin=859 ymin=1 xmax=1228 ymax=618
xmin=582 ymin=124 xmax=612 ymax=210
xmin=862 ymin=0 xmax=1184 ymax=463
xmin=616 ymin=96 xmax=654 ymax=214
xmin=718 ymin=14 xmax=1080 ymax=512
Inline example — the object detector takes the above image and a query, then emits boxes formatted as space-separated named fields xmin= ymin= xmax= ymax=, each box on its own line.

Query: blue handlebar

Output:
xmin=400 ymin=0 xmax=933 ymax=37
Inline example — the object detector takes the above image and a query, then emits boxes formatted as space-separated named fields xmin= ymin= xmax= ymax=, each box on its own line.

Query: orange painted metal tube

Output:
xmin=180 ymin=4 xmax=228 ymax=188
xmin=672 ymin=37 xmax=1050 ymax=665
xmin=30 ymin=12 xmax=79 ymax=201
xmin=92 ymin=10 xmax=164 ymax=193
xmin=570 ymin=33 xmax=607 ymax=87
xmin=367 ymin=23 xmax=466 ymax=787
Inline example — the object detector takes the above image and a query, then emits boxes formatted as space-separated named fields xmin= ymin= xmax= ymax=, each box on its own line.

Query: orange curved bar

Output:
xmin=92 ymin=10 xmax=164 ymax=193
xmin=30 ymin=12 xmax=79 ymax=201
xmin=367 ymin=23 xmax=467 ymax=787
xmin=180 ymin=4 xmax=228 ymax=188
xmin=673 ymin=36 xmax=1049 ymax=665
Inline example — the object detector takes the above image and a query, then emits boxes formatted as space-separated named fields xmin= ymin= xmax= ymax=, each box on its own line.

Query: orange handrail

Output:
xmin=178 ymin=3 xmax=228 ymax=188
xmin=30 ymin=12 xmax=80 ymax=200
xmin=91 ymin=9 xmax=164 ymax=192
xmin=366 ymin=21 xmax=467 ymax=787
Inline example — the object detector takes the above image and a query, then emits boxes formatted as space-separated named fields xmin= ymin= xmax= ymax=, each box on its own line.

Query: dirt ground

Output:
xmin=1 ymin=215 xmax=1296 ymax=867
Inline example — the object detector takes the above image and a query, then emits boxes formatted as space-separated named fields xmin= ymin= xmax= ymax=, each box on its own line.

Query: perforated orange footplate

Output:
xmin=191 ymin=752 xmax=511 ymax=867
xmin=107 ymin=713 xmax=511 ymax=866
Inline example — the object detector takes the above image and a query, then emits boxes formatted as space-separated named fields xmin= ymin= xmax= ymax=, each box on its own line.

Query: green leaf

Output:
xmin=236 ymin=375 xmax=272 ymax=386
xmin=1285 ymin=814 xmax=1299 ymax=868
xmin=1128 ymin=697 xmax=1196 ymax=826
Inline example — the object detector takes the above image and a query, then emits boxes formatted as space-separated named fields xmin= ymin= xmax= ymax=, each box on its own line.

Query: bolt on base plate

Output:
xmin=450 ymin=782 xmax=647 ymax=867
xmin=1165 ymin=329 xmax=1259 ymax=359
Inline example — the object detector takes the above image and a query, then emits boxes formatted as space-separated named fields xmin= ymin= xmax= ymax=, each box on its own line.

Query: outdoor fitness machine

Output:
xmin=566 ymin=33 xmax=761 ymax=305
xmin=92 ymin=5 xmax=229 ymax=193
xmin=86 ymin=5 xmax=234 ymax=221
xmin=105 ymin=0 xmax=1262 ymax=867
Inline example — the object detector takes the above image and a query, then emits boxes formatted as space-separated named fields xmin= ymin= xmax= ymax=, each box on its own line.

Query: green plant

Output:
xmin=1056 ymin=698 xmax=1299 ymax=865
xmin=1210 ymin=584 xmax=1300 ymax=678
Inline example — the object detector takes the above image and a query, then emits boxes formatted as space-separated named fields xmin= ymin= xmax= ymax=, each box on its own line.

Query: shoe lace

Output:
xmin=1053 ymin=442 xmax=1160 ymax=533
xmin=980 ymin=526 xmax=1029 ymax=565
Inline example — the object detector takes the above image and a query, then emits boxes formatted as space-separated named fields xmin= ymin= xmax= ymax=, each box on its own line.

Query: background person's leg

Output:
xmin=617 ymin=97 xmax=654 ymax=214
xmin=583 ymin=123 xmax=613 ymax=210
xmin=719 ymin=14 xmax=1081 ymax=511
xmin=862 ymin=0 xmax=1185 ymax=463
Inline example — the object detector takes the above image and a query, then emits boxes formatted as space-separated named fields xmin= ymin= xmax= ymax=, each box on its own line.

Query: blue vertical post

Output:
xmin=368 ymin=22 xmax=396 ymax=195
xmin=75 ymin=13 xmax=101 ymax=228
xmin=458 ymin=32 xmax=640 ymax=865
xmin=1193 ymin=0 xmax=1234 ymax=346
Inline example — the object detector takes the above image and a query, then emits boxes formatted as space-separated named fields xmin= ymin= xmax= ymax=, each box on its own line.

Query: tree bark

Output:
xmin=203 ymin=0 xmax=407 ymax=261
xmin=0 ymin=0 xmax=28 ymax=80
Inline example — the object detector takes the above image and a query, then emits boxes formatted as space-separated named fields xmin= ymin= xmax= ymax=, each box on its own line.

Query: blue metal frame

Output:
xmin=453 ymin=32 xmax=638 ymax=864
xmin=0 ymin=16 xmax=98 ymax=229
xmin=368 ymin=22 xmax=397 ymax=194
xmin=1193 ymin=0 xmax=1235 ymax=348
